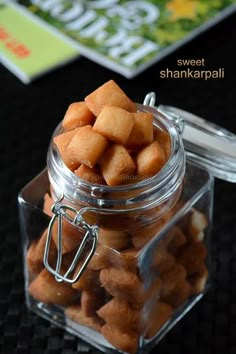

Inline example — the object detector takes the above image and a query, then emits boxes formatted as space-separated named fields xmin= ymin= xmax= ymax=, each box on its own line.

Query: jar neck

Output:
xmin=47 ymin=104 xmax=185 ymax=212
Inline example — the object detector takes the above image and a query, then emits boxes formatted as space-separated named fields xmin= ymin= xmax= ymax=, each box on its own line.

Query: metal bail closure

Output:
xmin=43 ymin=196 xmax=98 ymax=284
xmin=143 ymin=93 xmax=185 ymax=135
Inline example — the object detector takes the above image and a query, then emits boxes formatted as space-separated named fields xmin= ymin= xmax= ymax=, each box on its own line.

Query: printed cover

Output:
xmin=16 ymin=0 xmax=236 ymax=78
xmin=0 ymin=1 xmax=78 ymax=83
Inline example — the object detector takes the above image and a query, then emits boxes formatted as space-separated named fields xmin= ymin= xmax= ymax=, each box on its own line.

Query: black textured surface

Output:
xmin=1 ymin=11 xmax=236 ymax=354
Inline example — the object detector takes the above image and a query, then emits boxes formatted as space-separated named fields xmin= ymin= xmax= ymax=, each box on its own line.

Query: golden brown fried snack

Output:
xmin=72 ymin=266 xmax=101 ymax=291
xmin=84 ymin=80 xmax=136 ymax=116
xmin=98 ymin=227 xmax=131 ymax=251
xmin=177 ymin=242 xmax=207 ymax=275
xmin=160 ymin=263 xmax=187 ymax=297
xmin=28 ymin=269 xmax=77 ymax=306
xmin=101 ymin=324 xmax=139 ymax=354
xmin=126 ymin=111 xmax=153 ymax=150
xmin=51 ymin=218 xmax=84 ymax=254
xmin=189 ymin=264 xmax=208 ymax=294
xmin=81 ymin=290 xmax=105 ymax=317
xmin=62 ymin=102 xmax=95 ymax=130
xmin=162 ymin=279 xmax=192 ymax=308
xmin=27 ymin=229 xmax=57 ymax=275
xmin=67 ymin=125 xmax=108 ymax=168
xmin=97 ymin=297 xmax=141 ymax=333
xmin=65 ymin=305 xmax=104 ymax=332
xmin=53 ymin=128 xmax=80 ymax=170
xmin=93 ymin=105 xmax=135 ymax=145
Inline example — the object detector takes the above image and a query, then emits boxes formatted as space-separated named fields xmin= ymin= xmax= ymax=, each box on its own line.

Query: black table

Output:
xmin=1 ymin=11 xmax=236 ymax=354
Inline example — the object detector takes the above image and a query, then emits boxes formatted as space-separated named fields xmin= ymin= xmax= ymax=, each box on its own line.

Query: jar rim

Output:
xmin=47 ymin=104 xmax=185 ymax=209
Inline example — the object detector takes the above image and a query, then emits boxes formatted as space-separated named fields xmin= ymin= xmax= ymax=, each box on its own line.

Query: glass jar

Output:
xmin=18 ymin=95 xmax=236 ymax=354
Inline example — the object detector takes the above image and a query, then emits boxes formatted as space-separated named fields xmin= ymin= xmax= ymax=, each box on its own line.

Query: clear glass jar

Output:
xmin=19 ymin=98 xmax=234 ymax=354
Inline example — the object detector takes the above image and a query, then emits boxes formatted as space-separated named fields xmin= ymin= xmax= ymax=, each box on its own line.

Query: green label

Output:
xmin=0 ymin=2 xmax=78 ymax=83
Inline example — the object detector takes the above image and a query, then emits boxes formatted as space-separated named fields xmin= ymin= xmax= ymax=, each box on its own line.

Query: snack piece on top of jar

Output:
xmin=53 ymin=128 xmax=80 ymax=170
xmin=125 ymin=111 xmax=154 ymax=150
xmin=93 ymin=105 xmax=135 ymax=145
xmin=62 ymin=102 xmax=95 ymax=131
xmin=67 ymin=125 xmax=108 ymax=168
xmin=136 ymin=141 xmax=166 ymax=179
xmin=53 ymin=80 xmax=170 ymax=186
xmin=99 ymin=144 xmax=136 ymax=186
xmin=84 ymin=79 xmax=136 ymax=116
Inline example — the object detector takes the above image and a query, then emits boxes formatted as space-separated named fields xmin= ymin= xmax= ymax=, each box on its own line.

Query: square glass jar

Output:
xmin=18 ymin=100 xmax=235 ymax=354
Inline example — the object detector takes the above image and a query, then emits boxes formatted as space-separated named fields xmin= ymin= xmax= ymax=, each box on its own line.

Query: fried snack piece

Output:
xmin=126 ymin=111 xmax=153 ymax=150
xmin=144 ymin=301 xmax=173 ymax=339
xmin=188 ymin=209 xmax=208 ymax=242
xmin=189 ymin=264 xmax=208 ymax=294
xmin=111 ymin=248 xmax=138 ymax=273
xmin=98 ymin=227 xmax=131 ymax=251
xmin=160 ymin=263 xmax=187 ymax=297
xmin=53 ymin=128 xmax=80 ymax=170
xmin=51 ymin=218 xmax=84 ymax=254
xmin=136 ymin=141 xmax=166 ymax=179
xmin=100 ymin=267 xmax=143 ymax=305
xmin=62 ymin=102 xmax=95 ymax=130
xmin=74 ymin=164 xmax=105 ymax=184
xmin=43 ymin=193 xmax=53 ymax=217
xmin=132 ymin=220 xmax=165 ymax=249
xmin=177 ymin=242 xmax=207 ymax=275
xmin=67 ymin=125 xmax=108 ymax=168
xmin=154 ymin=127 xmax=171 ymax=160
xmin=28 ymin=269 xmax=77 ymax=306
xmin=93 ymin=106 xmax=135 ymax=145
xmin=85 ymin=80 xmax=136 ymax=116
xmin=100 ymin=267 xmax=161 ymax=308
xmin=81 ymin=290 xmax=105 ymax=317
xmin=97 ymin=297 xmax=141 ymax=333
xmin=99 ymin=144 xmax=136 ymax=186
xmin=87 ymin=245 xmax=113 ymax=271
xmin=27 ymin=228 xmax=57 ymax=275
xmin=101 ymin=324 xmax=139 ymax=354
xmin=152 ymin=249 xmax=175 ymax=274
xmin=167 ymin=226 xmax=187 ymax=255
xmin=66 ymin=305 xmax=104 ymax=332
xmin=162 ymin=280 xmax=192 ymax=308
xmin=72 ymin=266 xmax=101 ymax=291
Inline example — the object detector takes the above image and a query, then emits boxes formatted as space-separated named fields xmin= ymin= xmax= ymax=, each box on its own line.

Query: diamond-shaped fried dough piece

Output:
xmin=53 ymin=128 xmax=80 ymax=170
xmin=136 ymin=141 xmax=166 ymax=179
xmin=93 ymin=106 xmax=135 ymax=145
xmin=74 ymin=164 xmax=105 ymax=184
xmin=62 ymin=102 xmax=95 ymax=130
xmin=126 ymin=111 xmax=153 ymax=149
xmin=81 ymin=290 xmax=105 ymax=317
xmin=154 ymin=127 xmax=171 ymax=160
xmin=101 ymin=324 xmax=139 ymax=354
xmin=65 ymin=305 xmax=104 ymax=332
xmin=97 ymin=297 xmax=141 ymax=333
xmin=85 ymin=80 xmax=136 ymax=116
xmin=28 ymin=269 xmax=77 ymax=306
xmin=177 ymin=242 xmax=207 ymax=275
xmin=98 ymin=227 xmax=130 ymax=251
xmin=67 ymin=125 xmax=108 ymax=168
xmin=27 ymin=229 xmax=57 ymax=275
xmin=162 ymin=280 xmax=192 ymax=308
xmin=51 ymin=219 xmax=84 ymax=254
xmin=72 ymin=266 xmax=101 ymax=291
xmin=100 ymin=144 xmax=136 ymax=186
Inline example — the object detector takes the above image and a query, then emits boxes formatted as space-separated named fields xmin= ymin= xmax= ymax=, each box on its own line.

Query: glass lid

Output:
xmin=158 ymin=105 xmax=236 ymax=183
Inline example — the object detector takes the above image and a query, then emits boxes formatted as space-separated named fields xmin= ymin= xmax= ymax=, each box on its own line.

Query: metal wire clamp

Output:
xmin=43 ymin=196 xmax=98 ymax=284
